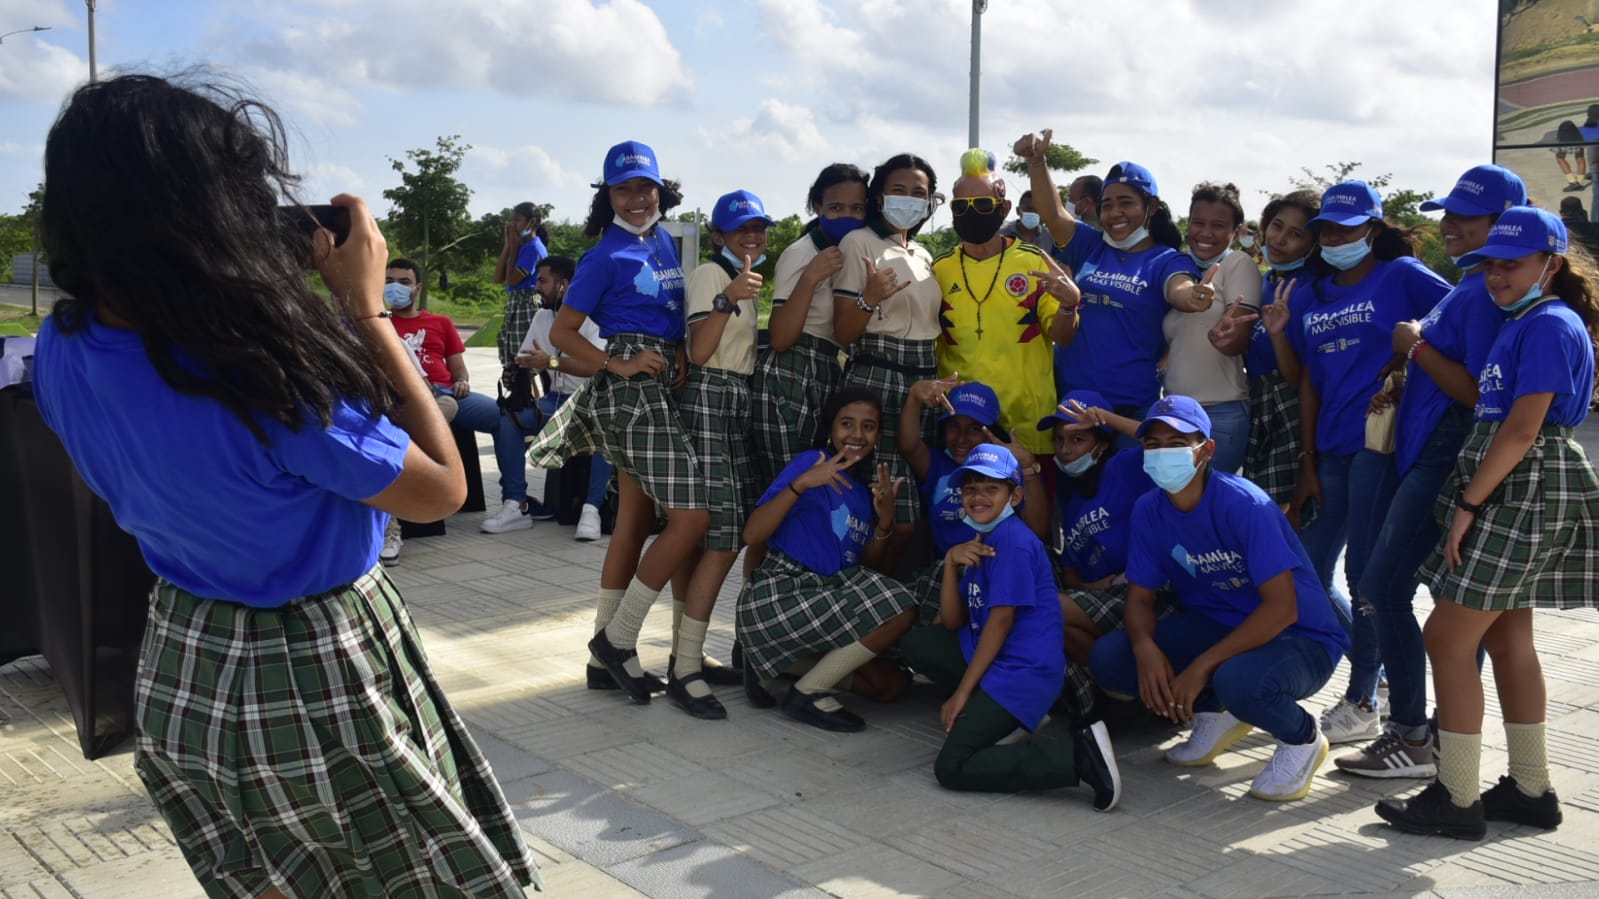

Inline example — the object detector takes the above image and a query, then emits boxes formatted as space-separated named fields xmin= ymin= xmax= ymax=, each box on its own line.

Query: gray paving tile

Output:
xmin=57 ymin=847 xmax=204 ymax=899
xmin=629 ymin=769 xmax=785 ymax=826
xmin=465 ymin=727 xmax=556 ymax=784
xmin=565 ymin=742 xmax=709 ymax=792
xmin=501 ymin=768 xmax=698 ymax=867
xmin=991 ymin=844 xmax=1182 ymax=898
xmin=788 ymin=842 xmax=966 ymax=898
xmin=606 ymin=840 xmax=824 ymax=899
xmin=701 ymin=805 xmax=871 ymax=873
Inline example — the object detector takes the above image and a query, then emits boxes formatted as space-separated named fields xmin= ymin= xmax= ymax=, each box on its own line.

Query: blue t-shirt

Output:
xmin=32 ymin=314 xmax=409 ymax=607
xmin=1126 ymin=471 xmax=1350 ymax=665
xmin=1475 ymin=299 xmax=1595 ymax=426
xmin=564 ymin=224 xmax=686 ymax=340
xmin=1394 ymin=272 xmax=1501 ymax=476
xmin=1288 ymin=257 xmax=1449 ymax=455
xmin=1245 ymin=269 xmax=1313 ymax=379
xmin=762 ymin=451 xmax=876 ymax=575
xmin=506 ymin=236 xmax=548 ymax=291
xmin=1053 ymin=225 xmax=1199 ymax=406
xmin=956 ymin=513 xmax=1064 ymax=730
xmin=919 ymin=449 xmax=967 ymax=555
xmin=1056 ymin=448 xmax=1154 ymax=583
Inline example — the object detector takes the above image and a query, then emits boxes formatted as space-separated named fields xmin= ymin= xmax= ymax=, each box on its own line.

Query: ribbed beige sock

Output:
xmin=1437 ymin=729 xmax=1483 ymax=808
xmin=589 ymin=588 xmax=625 ymax=667
xmin=1505 ymin=721 xmax=1552 ymax=797
xmin=670 ymin=600 xmax=686 ymax=660
xmin=672 ymin=617 xmax=713 ymax=698
xmin=794 ymin=641 xmax=875 ymax=712
xmin=603 ymin=578 xmax=661 ymax=678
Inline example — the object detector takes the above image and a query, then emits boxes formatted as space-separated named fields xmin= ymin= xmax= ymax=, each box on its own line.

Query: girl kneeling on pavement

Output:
xmin=1089 ymin=396 xmax=1351 ymax=801
xmin=735 ymin=388 xmax=920 ymax=732
xmin=899 ymin=444 xmax=1121 ymax=810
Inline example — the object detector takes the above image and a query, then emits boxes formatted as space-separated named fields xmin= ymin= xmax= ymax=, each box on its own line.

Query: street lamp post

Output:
xmin=86 ymin=0 xmax=97 ymax=82
xmin=0 ymin=25 xmax=53 ymax=43
xmin=969 ymin=0 xmax=987 ymax=149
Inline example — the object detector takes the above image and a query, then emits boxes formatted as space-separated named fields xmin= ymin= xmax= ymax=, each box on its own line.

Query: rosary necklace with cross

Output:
xmin=959 ymin=242 xmax=1008 ymax=339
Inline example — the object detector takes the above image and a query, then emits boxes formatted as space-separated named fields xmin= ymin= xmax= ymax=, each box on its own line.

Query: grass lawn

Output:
xmin=0 ymin=306 xmax=44 ymax=337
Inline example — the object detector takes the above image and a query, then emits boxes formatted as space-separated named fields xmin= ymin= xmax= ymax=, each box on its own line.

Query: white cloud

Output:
xmin=250 ymin=69 xmax=362 ymax=127
xmin=0 ymin=0 xmax=87 ymax=105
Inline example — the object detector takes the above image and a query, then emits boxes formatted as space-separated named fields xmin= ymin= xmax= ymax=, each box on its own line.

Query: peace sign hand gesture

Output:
xmin=1030 ymin=253 xmax=1081 ymax=306
xmin=1263 ymin=279 xmax=1296 ymax=336
xmin=1211 ymin=297 xmax=1260 ymax=342
xmin=793 ymin=449 xmax=855 ymax=495
xmin=870 ymin=461 xmax=905 ymax=526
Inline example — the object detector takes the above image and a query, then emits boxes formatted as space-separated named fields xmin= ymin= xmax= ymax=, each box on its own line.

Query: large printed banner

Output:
xmin=1493 ymin=0 xmax=1599 ymax=250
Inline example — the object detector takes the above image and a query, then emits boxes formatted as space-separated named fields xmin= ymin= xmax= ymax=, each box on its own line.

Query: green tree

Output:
xmin=383 ymin=135 xmax=473 ymax=307
xmin=916 ymin=226 xmax=960 ymax=260
xmin=1001 ymin=143 xmax=1098 ymax=178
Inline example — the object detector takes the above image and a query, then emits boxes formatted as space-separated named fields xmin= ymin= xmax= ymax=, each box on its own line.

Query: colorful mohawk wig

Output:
xmin=959 ymin=148 xmax=1005 ymax=198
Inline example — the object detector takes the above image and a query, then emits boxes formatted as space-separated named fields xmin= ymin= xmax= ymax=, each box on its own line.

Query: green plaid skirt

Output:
xmin=134 ymin=567 xmax=540 ymax=899
xmin=907 ymin=559 xmax=948 ymax=623
xmin=1422 ymin=421 xmax=1599 ymax=611
xmin=678 ymin=366 xmax=758 ymax=551
xmin=750 ymin=333 xmax=844 ymax=491
xmin=841 ymin=334 xmax=938 ymax=525
xmin=525 ymin=332 xmax=706 ymax=510
xmin=1245 ymin=373 xmax=1302 ymax=505
xmin=735 ymin=550 xmax=919 ymax=681
xmin=1057 ymin=583 xmax=1178 ymax=716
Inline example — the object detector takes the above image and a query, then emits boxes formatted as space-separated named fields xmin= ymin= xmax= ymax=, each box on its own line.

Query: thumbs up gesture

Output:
xmin=726 ymin=254 xmax=763 ymax=302
xmin=1186 ymin=263 xmax=1220 ymax=313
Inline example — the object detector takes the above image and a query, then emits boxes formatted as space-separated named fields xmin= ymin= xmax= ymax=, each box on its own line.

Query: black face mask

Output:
xmin=953 ymin=208 xmax=1006 ymax=244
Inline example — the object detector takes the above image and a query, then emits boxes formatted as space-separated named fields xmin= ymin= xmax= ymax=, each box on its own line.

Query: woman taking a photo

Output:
xmin=33 ymin=75 xmax=538 ymax=897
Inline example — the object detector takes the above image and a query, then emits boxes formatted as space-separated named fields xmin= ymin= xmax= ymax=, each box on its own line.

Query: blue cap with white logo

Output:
xmin=1308 ymin=181 xmax=1384 ymax=227
xmin=1102 ymin=161 xmax=1158 ymax=199
xmin=1420 ymin=165 xmax=1527 ymax=217
xmin=1456 ymin=206 xmax=1568 ymax=268
xmin=603 ymin=140 xmax=662 ymax=187
xmin=953 ymin=443 xmax=1022 ymax=487
xmin=1135 ymin=395 xmax=1213 ymax=440
xmin=711 ymin=189 xmax=775 ymax=232
xmin=940 ymin=382 xmax=1000 ymax=426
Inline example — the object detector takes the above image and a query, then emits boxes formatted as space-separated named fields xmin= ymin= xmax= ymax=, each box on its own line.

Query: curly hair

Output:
xmin=1190 ymin=182 xmax=1245 ymax=228
xmin=41 ymin=72 xmax=394 ymax=445
xmin=580 ymin=178 xmax=684 ymax=238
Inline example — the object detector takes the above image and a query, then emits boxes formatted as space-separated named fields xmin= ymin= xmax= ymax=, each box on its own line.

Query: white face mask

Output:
xmin=1103 ymin=226 xmax=1149 ymax=251
xmin=881 ymin=196 xmax=929 ymax=231
xmin=1239 ymin=235 xmax=1256 ymax=249
xmin=1019 ymin=211 xmax=1042 ymax=230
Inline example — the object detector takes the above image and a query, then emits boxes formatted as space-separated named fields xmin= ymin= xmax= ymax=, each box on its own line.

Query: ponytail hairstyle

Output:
xmin=865 ymin=153 xmax=939 ymax=238
xmin=1550 ymin=243 xmax=1599 ymax=339
xmin=1190 ymin=181 xmax=1245 ymax=228
xmin=813 ymin=386 xmax=884 ymax=483
xmin=800 ymin=162 xmax=871 ymax=235
xmin=580 ymin=178 xmax=685 ymax=239
xmin=1103 ymin=162 xmax=1182 ymax=250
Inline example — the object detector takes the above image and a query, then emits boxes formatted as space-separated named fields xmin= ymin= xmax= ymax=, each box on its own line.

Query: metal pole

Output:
xmin=86 ymin=0 xmax=97 ymax=82
xmin=968 ymin=0 xmax=985 ymax=148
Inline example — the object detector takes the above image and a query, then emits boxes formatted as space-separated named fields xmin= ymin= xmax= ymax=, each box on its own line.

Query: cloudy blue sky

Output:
xmin=2 ymin=0 xmax=1499 ymax=232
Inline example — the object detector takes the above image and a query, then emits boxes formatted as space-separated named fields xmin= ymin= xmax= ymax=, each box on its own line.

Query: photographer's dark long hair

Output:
xmin=41 ymin=72 xmax=394 ymax=444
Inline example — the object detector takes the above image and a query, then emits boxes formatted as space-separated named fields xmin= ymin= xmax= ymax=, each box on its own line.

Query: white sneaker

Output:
xmin=379 ymin=532 xmax=402 ymax=564
xmin=1249 ymin=720 xmax=1329 ymax=802
xmin=1165 ymin=710 xmax=1254 ymax=767
xmin=480 ymin=499 xmax=533 ymax=534
xmin=575 ymin=503 xmax=602 ymax=541
xmin=1319 ymin=697 xmax=1381 ymax=744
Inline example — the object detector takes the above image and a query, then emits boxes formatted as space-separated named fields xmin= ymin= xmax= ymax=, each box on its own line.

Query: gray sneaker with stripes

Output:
xmin=1333 ymin=724 xmax=1437 ymax=779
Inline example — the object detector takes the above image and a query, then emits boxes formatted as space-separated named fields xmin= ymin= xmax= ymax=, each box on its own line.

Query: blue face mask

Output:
xmin=1321 ymin=228 xmax=1373 ymax=271
xmin=1501 ymin=257 xmax=1553 ymax=315
xmin=721 ymin=246 xmax=767 ymax=269
xmin=881 ymin=196 xmax=929 ymax=231
xmin=521 ymin=228 xmax=533 ymax=239
xmin=1057 ymin=450 xmax=1098 ymax=478
xmin=1268 ymin=252 xmax=1309 ymax=273
xmin=1143 ymin=446 xmax=1202 ymax=493
xmin=965 ymin=500 xmax=1017 ymax=534
xmin=819 ymin=215 xmax=866 ymax=245
xmin=383 ymin=282 xmax=414 ymax=309
xmin=1019 ymin=211 xmax=1042 ymax=230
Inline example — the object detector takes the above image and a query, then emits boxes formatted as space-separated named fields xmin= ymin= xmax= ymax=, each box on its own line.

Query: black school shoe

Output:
xmin=587 ymin=631 xmax=653 ymax=705
xmin=1375 ymin=780 xmax=1487 ymax=840
xmin=1073 ymin=720 xmax=1122 ymax=812
xmin=782 ymin=687 xmax=865 ymax=733
xmin=665 ymin=657 xmax=728 ymax=720
xmin=743 ymin=665 xmax=777 ymax=709
xmin=1482 ymin=775 xmax=1563 ymax=829
xmin=586 ymin=664 xmax=666 ymax=693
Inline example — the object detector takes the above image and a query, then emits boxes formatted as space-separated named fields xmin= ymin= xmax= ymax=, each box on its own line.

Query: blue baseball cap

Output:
xmin=1457 ymin=206 xmax=1568 ymax=268
xmin=1103 ymin=161 xmax=1158 ymax=198
xmin=954 ymin=443 xmax=1022 ymax=487
xmin=1037 ymin=389 xmax=1112 ymax=434
xmin=711 ymin=189 xmax=775 ymax=232
xmin=1308 ymin=181 xmax=1383 ymax=227
xmin=940 ymin=382 xmax=1000 ymax=426
xmin=1420 ymin=165 xmax=1528 ymax=217
xmin=1135 ymin=395 xmax=1212 ymax=440
xmin=603 ymin=140 xmax=662 ymax=186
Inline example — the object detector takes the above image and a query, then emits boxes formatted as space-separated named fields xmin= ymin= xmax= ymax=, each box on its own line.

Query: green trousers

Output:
xmin=898 ymin=625 xmax=1078 ymax=793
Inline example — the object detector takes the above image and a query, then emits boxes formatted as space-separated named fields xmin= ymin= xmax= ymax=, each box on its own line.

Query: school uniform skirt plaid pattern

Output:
xmin=736 ymin=550 xmax=919 ymax=682
xmin=907 ymin=559 xmax=947 ymax=623
xmin=750 ymin=333 xmax=843 ymax=491
xmin=1246 ymin=372 xmax=1302 ymax=505
xmin=524 ymin=332 xmax=707 ymax=510
xmin=1422 ymin=421 xmax=1599 ymax=611
xmin=678 ymin=366 xmax=758 ymax=551
xmin=841 ymin=334 xmax=937 ymax=524
xmin=134 ymin=567 xmax=540 ymax=899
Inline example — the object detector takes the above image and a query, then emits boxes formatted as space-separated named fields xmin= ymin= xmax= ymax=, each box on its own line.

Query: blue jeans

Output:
xmin=448 ymin=388 xmax=539 ymax=506
xmin=1089 ymin=609 xmax=1336 ymax=744
xmin=538 ymin=392 xmax=613 ymax=507
xmin=1356 ymin=407 xmax=1472 ymax=729
xmin=1204 ymin=400 xmax=1250 ymax=474
xmin=1296 ymin=449 xmax=1391 ymax=705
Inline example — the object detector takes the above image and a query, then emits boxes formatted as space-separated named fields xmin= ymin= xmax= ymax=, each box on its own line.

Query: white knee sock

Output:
xmin=589 ymin=588 xmax=625 ymax=667
xmin=672 ymin=617 xmax=713 ymax=699
xmin=1505 ymin=721 xmax=1552 ymax=797
xmin=602 ymin=578 xmax=661 ymax=678
xmin=794 ymin=641 xmax=875 ymax=712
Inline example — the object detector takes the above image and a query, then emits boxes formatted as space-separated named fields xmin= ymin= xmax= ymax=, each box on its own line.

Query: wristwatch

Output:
xmin=547 ymin=356 xmax=560 ymax=370
xmin=712 ymin=292 xmax=741 ymax=316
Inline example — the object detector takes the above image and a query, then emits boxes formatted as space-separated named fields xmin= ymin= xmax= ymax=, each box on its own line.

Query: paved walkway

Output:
xmin=5 ymin=346 xmax=1599 ymax=898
